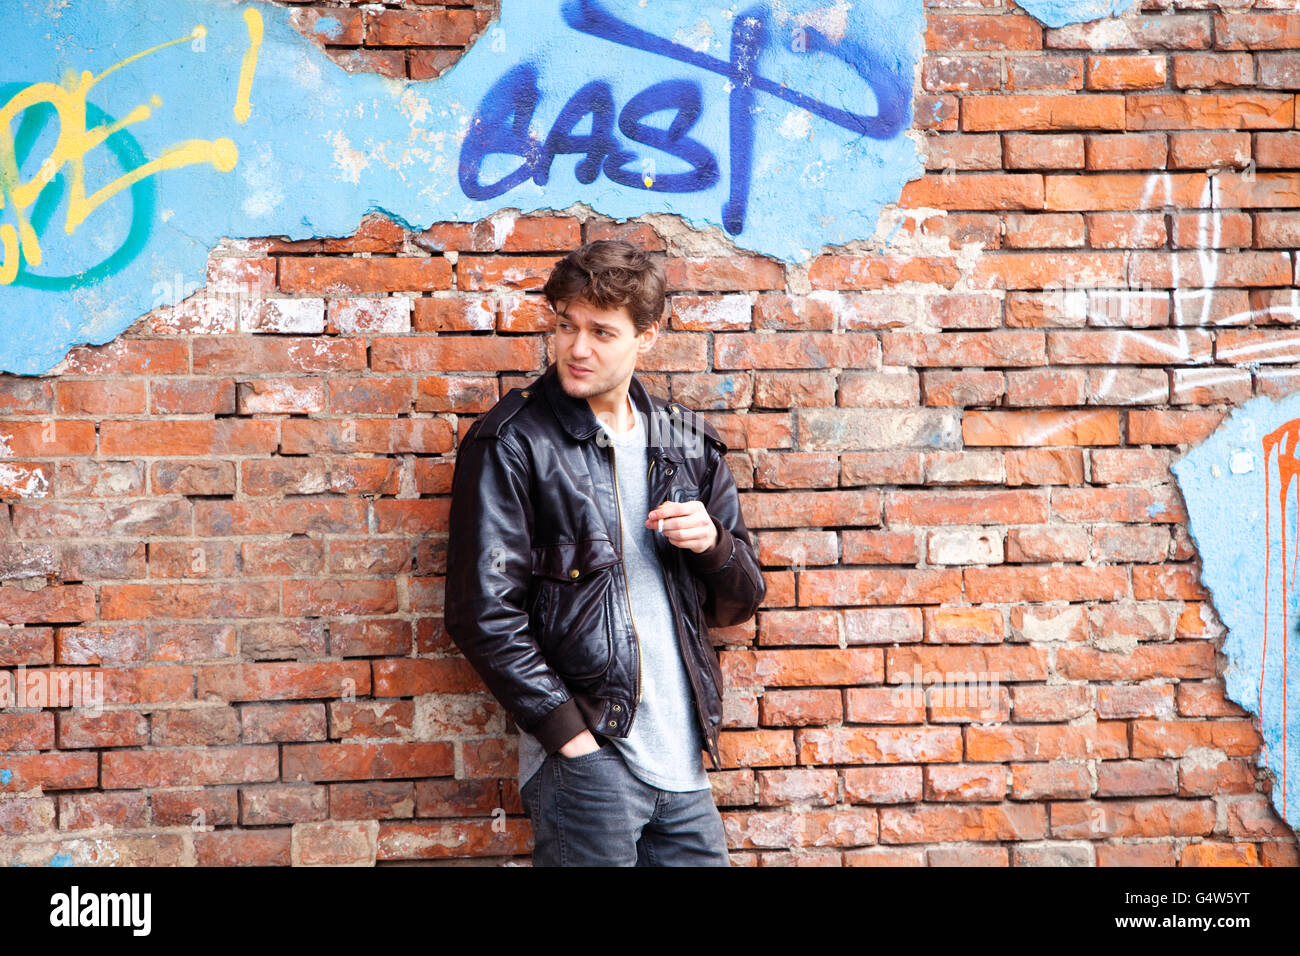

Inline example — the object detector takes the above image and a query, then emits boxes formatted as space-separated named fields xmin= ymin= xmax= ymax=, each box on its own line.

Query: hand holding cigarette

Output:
xmin=646 ymin=500 xmax=718 ymax=554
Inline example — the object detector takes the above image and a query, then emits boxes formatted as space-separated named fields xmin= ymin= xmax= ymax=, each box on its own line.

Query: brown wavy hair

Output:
xmin=542 ymin=239 xmax=666 ymax=336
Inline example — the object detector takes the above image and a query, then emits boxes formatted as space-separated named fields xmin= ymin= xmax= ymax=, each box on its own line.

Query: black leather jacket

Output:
xmin=444 ymin=361 xmax=765 ymax=771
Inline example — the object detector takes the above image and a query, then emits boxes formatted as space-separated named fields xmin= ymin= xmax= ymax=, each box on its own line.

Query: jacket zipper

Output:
xmin=646 ymin=450 xmax=716 ymax=759
xmin=609 ymin=444 xmax=643 ymax=704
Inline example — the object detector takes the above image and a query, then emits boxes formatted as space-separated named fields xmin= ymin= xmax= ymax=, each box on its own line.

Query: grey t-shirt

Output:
xmin=517 ymin=401 xmax=710 ymax=793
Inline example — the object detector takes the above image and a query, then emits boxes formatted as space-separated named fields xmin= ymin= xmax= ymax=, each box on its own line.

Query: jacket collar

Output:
xmin=537 ymin=360 xmax=661 ymax=443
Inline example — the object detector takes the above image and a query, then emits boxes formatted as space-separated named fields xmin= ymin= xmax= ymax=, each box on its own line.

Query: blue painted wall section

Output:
xmin=1015 ymin=0 xmax=1136 ymax=28
xmin=1173 ymin=394 xmax=1300 ymax=834
xmin=1 ymin=0 xmax=929 ymax=374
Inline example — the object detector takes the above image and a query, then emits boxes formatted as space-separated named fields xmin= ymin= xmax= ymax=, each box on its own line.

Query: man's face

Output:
xmin=551 ymin=297 xmax=656 ymax=402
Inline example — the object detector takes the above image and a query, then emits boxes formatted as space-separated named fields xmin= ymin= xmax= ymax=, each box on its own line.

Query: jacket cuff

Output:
xmin=686 ymin=515 xmax=734 ymax=574
xmin=530 ymin=697 xmax=588 ymax=754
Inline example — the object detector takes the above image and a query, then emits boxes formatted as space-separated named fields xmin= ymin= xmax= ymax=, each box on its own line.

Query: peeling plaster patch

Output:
xmin=241 ymin=298 xmax=326 ymax=334
xmin=0 ymin=464 xmax=50 ymax=497
xmin=675 ymin=294 xmax=752 ymax=330
xmin=779 ymin=110 xmax=813 ymax=141
xmin=1015 ymin=605 xmax=1083 ymax=644
xmin=331 ymin=297 xmax=412 ymax=334
xmin=786 ymin=0 xmax=852 ymax=43
xmin=1093 ymin=632 xmax=1137 ymax=655
xmin=1182 ymin=747 xmax=1229 ymax=773
xmin=673 ymin=18 xmax=716 ymax=53
xmin=489 ymin=209 xmax=521 ymax=251
xmin=330 ymin=130 xmax=371 ymax=185
xmin=398 ymin=88 xmax=435 ymax=126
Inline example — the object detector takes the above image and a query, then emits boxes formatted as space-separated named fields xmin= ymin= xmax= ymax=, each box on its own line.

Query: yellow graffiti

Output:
xmin=0 ymin=15 xmax=262 ymax=285
xmin=235 ymin=8 xmax=264 ymax=124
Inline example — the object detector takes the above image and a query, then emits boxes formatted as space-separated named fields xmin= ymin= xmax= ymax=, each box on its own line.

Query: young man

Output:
xmin=444 ymin=239 xmax=765 ymax=866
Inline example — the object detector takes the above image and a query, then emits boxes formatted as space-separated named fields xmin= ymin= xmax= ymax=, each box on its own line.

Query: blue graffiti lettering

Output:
xmin=459 ymin=0 xmax=909 ymax=236
xmin=605 ymin=81 xmax=718 ymax=193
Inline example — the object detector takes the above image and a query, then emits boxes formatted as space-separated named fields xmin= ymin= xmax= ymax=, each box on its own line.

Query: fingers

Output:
xmin=647 ymin=499 xmax=701 ymax=524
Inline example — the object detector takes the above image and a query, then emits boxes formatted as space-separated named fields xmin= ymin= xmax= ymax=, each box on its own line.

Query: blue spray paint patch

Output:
xmin=0 ymin=768 xmax=11 ymax=785
xmin=1145 ymin=501 xmax=1166 ymax=518
xmin=1 ymin=0 xmax=925 ymax=374
xmin=1172 ymin=393 xmax=1300 ymax=834
xmin=46 ymin=852 xmax=74 ymax=866
xmin=311 ymin=16 xmax=342 ymax=40
xmin=1016 ymin=0 xmax=1136 ymax=28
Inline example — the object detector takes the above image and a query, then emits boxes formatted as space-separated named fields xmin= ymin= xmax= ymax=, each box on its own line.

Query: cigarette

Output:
xmin=658 ymin=518 xmax=664 ymax=534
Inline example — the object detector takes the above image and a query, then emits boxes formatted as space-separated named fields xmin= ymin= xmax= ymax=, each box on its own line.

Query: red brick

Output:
xmin=364 ymin=8 xmax=482 ymax=46
xmin=55 ymin=380 xmax=147 ymax=415
xmin=899 ymin=175 xmax=1044 ymax=211
xmin=964 ymin=565 xmax=1127 ymax=603
xmin=195 ymin=829 xmax=291 ymax=866
xmin=1255 ymin=132 xmax=1300 ymax=169
xmin=1086 ymin=212 xmax=1167 ymax=248
xmin=880 ymin=804 xmax=1046 ymax=843
xmin=1172 ymin=53 xmax=1254 ymax=89
xmin=797 ymin=727 xmax=962 ymax=766
xmin=280 ymin=257 xmax=451 ymax=294
xmin=1051 ymin=799 xmax=1214 ymax=838
xmin=963 ymin=410 xmax=1120 ymax=446
xmin=1214 ymin=14 xmax=1300 ymax=50
xmin=1003 ymin=211 xmax=1084 ymax=248
xmin=1087 ymin=55 xmax=1167 ymax=90
xmin=1046 ymin=15 xmax=1210 ymax=51
xmin=1006 ymin=56 xmax=1083 ymax=91
xmin=1168 ymin=131 xmax=1251 ymax=169
xmin=927 ymin=15 xmax=1042 ymax=51
xmin=924 ymin=133 xmax=1002 ymax=172
xmin=1085 ymin=133 xmax=1168 ymax=170
xmin=964 ymin=95 xmax=1125 ymax=131
xmin=1128 ymin=94 xmax=1294 ymax=129
xmin=283 ymin=742 xmax=454 ymax=782
xmin=102 ymin=746 xmax=277 ymax=788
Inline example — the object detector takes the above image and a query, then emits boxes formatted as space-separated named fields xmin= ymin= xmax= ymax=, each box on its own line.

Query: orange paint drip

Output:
xmin=1261 ymin=419 xmax=1300 ymax=813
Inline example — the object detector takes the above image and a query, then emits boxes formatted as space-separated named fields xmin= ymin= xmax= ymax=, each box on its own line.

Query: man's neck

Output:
xmin=588 ymin=388 xmax=635 ymax=434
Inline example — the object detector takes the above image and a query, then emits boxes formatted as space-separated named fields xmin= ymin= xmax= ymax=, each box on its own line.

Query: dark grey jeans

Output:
xmin=520 ymin=742 xmax=730 ymax=867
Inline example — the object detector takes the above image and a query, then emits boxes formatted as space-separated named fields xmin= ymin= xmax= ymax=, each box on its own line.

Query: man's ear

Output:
xmin=638 ymin=320 xmax=659 ymax=353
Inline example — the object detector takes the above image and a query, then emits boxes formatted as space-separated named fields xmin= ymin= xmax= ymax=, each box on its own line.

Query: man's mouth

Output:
xmin=567 ymin=363 xmax=592 ymax=376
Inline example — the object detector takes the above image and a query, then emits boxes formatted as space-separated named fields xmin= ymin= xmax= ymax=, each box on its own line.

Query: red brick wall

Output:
xmin=1 ymin=0 xmax=1298 ymax=866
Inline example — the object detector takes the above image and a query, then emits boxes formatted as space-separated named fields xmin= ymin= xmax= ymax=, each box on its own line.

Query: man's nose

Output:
xmin=570 ymin=331 xmax=593 ymax=356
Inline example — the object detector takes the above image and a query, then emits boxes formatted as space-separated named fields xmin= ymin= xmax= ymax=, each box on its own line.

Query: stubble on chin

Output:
xmin=559 ymin=370 xmax=603 ymax=400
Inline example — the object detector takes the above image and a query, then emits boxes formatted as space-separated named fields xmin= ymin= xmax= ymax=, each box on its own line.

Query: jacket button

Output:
xmin=521 ymin=390 xmax=530 ymax=398
xmin=612 ymin=704 xmax=621 ymax=712
xmin=569 ymin=568 xmax=579 ymax=578
xmin=607 ymin=720 xmax=617 ymax=728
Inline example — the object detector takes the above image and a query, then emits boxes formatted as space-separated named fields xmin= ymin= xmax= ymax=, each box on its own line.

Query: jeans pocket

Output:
xmin=556 ymin=741 xmax=612 ymax=765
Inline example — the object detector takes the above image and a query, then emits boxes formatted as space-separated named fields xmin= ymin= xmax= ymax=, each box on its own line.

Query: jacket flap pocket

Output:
xmin=532 ymin=538 xmax=620 ymax=582
xmin=671 ymin=485 xmax=701 ymax=504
